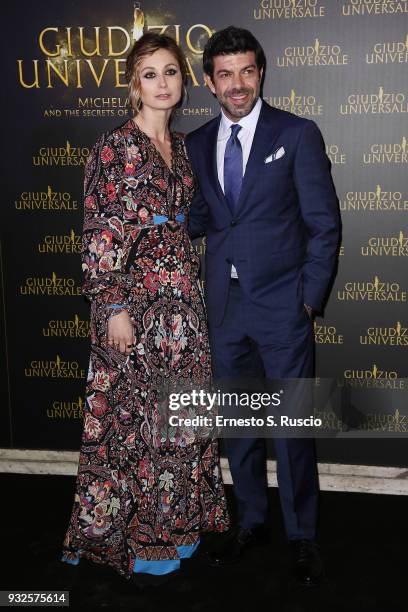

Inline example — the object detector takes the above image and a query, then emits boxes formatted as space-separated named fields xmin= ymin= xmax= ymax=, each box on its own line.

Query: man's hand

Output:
xmin=304 ymin=304 xmax=314 ymax=319
xmin=107 ymin=310 xmax=135 ymax=355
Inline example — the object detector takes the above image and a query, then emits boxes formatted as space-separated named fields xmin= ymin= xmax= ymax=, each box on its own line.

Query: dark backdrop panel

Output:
xmin=3 ymin=0 xmax=407 ymax=464
xmin=0 ymin=241 xmax=11 ymax=447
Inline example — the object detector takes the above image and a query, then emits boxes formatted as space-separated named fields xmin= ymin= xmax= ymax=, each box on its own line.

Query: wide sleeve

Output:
xmin=81 ymin=131 xmax=133 ymax=307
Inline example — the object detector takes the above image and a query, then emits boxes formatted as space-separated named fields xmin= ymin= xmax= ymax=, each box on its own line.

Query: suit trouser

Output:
xmin=209 ymin=280 xmax=319 ymax=541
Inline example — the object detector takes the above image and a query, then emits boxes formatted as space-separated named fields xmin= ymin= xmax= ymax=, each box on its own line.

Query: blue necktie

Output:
xmin=224 ymin=124 xmax=243 ymax=214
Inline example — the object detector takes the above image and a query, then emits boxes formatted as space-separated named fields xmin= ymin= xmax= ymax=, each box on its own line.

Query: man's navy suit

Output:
xmin=185 ymin=101 xmax=340 ymax=540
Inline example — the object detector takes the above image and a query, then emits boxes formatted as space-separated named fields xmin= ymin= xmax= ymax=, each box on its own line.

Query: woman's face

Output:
xmin=137 ymin=48 xmax=183 ymax=112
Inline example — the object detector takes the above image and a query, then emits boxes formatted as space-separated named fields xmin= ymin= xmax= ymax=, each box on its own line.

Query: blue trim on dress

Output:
xmin=133 ymin=539 xmax=200 ymax=575
xmin=61 ymin=538 xmax=200 ymax=576
xmin=176 ymin=539 xmax=200 ymax=559
xmin=153 ymin=213 xmax=185 ymax=225
xmin=61 ymin=554 xmax=80 ymax=566
xmin=133 ymin=558 xmax=180 ymax=575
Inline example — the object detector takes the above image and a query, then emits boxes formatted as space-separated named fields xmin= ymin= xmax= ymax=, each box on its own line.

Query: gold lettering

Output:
xmin=75 ymin=59 xmax=83 ymax=88
xmin=185 ymin=57 xmax=200 ymax=87
xmin=66 ymin=27 xmax=73 ymax=57
xmin=173 ymin=24 xmax=181 ymax=46
xmin=114 ymin=59 xmax=127 ymax=88
xmin=86 ymin=59 xmax=109 ymax=87
xmin=78 ymin=26 xmax=101 ymax=57
xmin=46 ymin=59 xmax=69 ymax=87
xmin=39 ymin=27 xmax=60 ymax=57
xmin=186 ymin=24 xmax=212 ymax=55
xmin=147 ymin=25 xmax=171 ymax=36
xmin=17 ymin=60 xmax=40 ymax=88
xmin=107 ymin=26 xmax=131 ymax=56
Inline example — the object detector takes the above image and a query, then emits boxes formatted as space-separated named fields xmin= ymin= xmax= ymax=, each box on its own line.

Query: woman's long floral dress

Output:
xmin=61 ymin=120 xmax=229 ymax=579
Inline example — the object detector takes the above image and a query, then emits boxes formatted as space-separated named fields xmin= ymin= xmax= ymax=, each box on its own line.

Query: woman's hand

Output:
xmin=107 ymin=310 xmax=135 ymax=355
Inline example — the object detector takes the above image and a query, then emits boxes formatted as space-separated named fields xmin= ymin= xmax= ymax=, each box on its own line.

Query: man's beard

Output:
xmin=219 ymin=88 xmax=258 ymax=119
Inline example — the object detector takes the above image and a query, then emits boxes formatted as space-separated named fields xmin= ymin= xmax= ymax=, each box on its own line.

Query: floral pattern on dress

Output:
xmin=62 ymin=120 xmax=229 ymax=578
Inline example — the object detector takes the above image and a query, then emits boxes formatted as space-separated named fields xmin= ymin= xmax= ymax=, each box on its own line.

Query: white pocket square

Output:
xmin=264 ymin=146 xmax=285 ymax=163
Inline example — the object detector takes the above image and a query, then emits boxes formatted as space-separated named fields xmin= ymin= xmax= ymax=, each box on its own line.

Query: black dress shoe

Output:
xmin=207 ymin=525 xmax=267 ymax=567
xmin=290 ymin=539 xmax=324 ymax=587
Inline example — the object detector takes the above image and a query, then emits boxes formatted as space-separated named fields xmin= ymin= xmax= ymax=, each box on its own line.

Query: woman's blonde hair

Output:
xmin=126 ymin=32 xmax=188 ymax=114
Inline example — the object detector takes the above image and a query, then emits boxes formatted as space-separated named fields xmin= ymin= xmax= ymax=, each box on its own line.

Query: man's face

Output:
xmin=205 ymin=51 xmax=263 ymax=122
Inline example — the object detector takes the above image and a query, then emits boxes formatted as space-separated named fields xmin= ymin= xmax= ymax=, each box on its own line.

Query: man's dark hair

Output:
xmin=203 ymin=26 xmax=266 ymax=79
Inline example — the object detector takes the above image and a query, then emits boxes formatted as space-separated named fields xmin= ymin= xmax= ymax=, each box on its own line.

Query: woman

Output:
xmin=61 ymin=33 xmax=229 ymax=580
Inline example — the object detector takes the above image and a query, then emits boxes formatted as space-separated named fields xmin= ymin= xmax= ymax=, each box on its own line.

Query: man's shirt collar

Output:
xmin=219 ymin=97 xmax=262 ymax=139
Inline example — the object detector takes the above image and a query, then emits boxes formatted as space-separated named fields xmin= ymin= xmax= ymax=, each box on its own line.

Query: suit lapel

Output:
xmin=236 ymin=103 xmax=283 ymax=216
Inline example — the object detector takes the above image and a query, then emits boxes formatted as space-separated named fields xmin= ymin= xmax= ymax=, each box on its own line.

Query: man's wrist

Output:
xmin=304 ymin=303 xmax=314 ymax=318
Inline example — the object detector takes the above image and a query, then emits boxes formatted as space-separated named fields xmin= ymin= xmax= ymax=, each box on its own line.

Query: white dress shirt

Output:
xmin=216 ymin=97 xmax=262 ymax=279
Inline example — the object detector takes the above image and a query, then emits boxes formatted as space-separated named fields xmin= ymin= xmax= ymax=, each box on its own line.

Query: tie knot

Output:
xmin=230 ymin=124 xmax=241 ymax=140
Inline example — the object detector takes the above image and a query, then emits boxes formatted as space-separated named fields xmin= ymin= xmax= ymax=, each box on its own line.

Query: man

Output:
xmin=185 ymin=26 xmax=340 ymax=586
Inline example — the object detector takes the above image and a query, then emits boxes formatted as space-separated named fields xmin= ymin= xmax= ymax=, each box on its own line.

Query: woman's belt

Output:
xmin=153 ymin=213 xmax=185 ymax=224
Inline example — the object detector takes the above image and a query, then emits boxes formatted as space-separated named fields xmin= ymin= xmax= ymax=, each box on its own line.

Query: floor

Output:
xmin=1 ymin=473 xmax=406 ymax=611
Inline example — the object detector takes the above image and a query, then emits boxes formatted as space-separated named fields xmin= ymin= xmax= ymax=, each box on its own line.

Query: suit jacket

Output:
xmin=185 ymin=101 xmax=340 ymax=328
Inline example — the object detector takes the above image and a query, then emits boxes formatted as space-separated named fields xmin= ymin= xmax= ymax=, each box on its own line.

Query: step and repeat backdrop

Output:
xmin=2 ymin=0 xmax=407 ymax=465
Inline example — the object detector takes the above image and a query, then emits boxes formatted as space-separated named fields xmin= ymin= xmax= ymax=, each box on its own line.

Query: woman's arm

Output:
xmin=81 ymin=131 xmax=135 ymax=354
xmin=81 ymin=131 xmax=133 ymax=308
